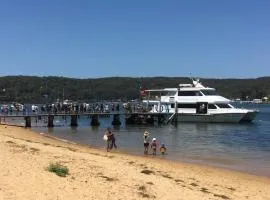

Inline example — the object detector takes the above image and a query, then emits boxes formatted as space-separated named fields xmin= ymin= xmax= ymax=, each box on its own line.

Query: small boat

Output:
xmin=142 ymin=79 xmax=259 ymax=123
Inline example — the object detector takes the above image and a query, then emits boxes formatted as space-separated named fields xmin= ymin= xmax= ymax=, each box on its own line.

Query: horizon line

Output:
xmin=0 ymin=74 xmax=270 ymax=80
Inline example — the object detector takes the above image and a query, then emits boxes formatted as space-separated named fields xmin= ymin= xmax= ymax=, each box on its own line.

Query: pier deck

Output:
xmin=0 ymin=112 xmax=171 ymax=127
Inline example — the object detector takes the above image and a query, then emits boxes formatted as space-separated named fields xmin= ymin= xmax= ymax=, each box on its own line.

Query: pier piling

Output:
xmin=112 ymin=114 xmax=121 ymax=126
xmin=24 ymin=116 xmax=31 ymax=128
xmin=158 ymin=114 xmax=163 ymax=124
xmin=91 ymin=114 xmax=100 ymax=126
xmin=48 ymin=115 xmax=54 ymax=127
xmin=70 ymin=115 xmax=78 ymax=127
xmin=173 ymin=101 xmax=178 ymax=124
xmin=146 ymin=115 xmax=154 ymax=124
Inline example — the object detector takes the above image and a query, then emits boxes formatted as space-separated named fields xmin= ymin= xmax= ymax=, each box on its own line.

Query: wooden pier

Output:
xmin=0 ymin=112 xmax=172 ymax=128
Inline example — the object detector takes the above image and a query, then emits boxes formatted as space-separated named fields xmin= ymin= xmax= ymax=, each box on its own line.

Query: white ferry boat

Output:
xmin=142 ymin=79 xmax=258 ymax=123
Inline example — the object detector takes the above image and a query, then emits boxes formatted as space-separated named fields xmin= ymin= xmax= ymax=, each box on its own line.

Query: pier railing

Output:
xmin=0 ymin=111 xmax=171 ymax=128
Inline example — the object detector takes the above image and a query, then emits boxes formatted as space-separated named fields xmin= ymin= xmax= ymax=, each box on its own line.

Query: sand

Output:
xmin=0 ymin=125 xmax=269 ymax=200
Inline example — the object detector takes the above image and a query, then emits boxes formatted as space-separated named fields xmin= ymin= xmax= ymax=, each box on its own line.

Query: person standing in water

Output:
xmin=104 ymin=127 xmax=113 ymax=151
xmin=143 ymin=131 xmax=151 ymax=154
xmin=160 ymin=143 xmax=167 ymax=155
xmin=150 ymin=138 xmax=158 ymax=155
xmin=110 ymin=131 xmax=117 ymax=150
xmin=106 ymin=127 xmax=117 ymax=150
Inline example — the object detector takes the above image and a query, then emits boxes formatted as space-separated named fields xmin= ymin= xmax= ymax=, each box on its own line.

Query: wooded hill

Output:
xmin=0 ymin=76 xmax=269 ymax=103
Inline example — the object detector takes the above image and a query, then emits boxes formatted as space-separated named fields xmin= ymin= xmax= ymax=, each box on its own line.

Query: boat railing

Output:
xmin=143 ymin=95 xmax=161 ymax=101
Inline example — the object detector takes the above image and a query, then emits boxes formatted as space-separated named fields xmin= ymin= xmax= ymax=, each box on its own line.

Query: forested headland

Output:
xmin=0 ymin=76 xmax=269 ymax=103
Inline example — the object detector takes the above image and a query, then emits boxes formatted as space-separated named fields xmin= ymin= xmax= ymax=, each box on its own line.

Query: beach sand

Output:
xmin=0 ymin=125 xmax=269 ymax=200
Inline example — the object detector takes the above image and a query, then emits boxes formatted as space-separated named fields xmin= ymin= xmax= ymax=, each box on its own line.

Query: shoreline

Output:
xmin=1 ymin=125 xmax=270 ymax=200
xmin=53 ymin=137 xmax=270 ymax=178
xmin=2 ymin=123 xmax=270 ymax=178
xmin=32 ymin=124 xmax=270 ymax=178
xmin=32 ymin=131 xmax=270 ymax=178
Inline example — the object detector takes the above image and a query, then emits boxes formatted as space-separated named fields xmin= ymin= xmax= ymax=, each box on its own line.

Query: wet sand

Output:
xmin=0 ymin=125 xmax=269 ymax=200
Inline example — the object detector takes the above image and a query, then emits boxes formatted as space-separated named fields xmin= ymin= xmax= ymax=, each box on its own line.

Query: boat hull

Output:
xmin=175 ymin=113 xmax=246 ymax=123
xmin=240 ymin=111 xmax=259 ymax=123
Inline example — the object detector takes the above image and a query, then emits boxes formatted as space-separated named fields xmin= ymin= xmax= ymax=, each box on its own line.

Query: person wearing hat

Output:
xmin=143 ymin=130 xmax=151 ymax=155
xmin=150 ymin=138 xmax=158 ymax=155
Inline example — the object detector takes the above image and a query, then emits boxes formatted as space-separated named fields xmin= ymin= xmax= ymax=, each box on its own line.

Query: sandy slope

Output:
xmin=0 ymin=125 xmax=269 ymax=200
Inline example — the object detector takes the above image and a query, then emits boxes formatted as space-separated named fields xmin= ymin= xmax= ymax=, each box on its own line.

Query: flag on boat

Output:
xmin=140 ymin=89 xmax=148 ymax=96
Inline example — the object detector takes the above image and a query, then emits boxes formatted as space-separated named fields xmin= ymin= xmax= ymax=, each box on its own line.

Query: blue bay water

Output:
xmin=24 ymin=104 xmax=270 ymax=176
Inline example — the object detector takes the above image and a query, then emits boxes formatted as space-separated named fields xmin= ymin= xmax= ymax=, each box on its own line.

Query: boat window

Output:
xmin=169 ymin=97 xmax=175 ymax=103
xmin=196 ymin=103 xmax=208 ymax=114
xmin=177 ymin=104 xmax=197 ymax=108
xmin=161 ymin=91 xmax=176 ymax=96
xmin=178 ymin=91 xmax=202 ymax=96
xmin=167 ymin=91 xmax=177 ymax=96
xmin=200 ymin=89 xmax=218 ymax=96
xmin=171 ymin=104 xmax=175 ymax=108
xmin=208 ymin=104 xmax=217 ymax=109
xmin=228 ymin=104 xmax=234 ymax=108
xmin=216 ymin=104 xmax=231 ymax=108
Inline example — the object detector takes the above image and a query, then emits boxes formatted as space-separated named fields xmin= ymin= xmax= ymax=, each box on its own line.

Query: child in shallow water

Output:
xmin=160 ymin=144 xmax=167 ymax=155
xmin=150 ymin=138 xmax=157 ymax=155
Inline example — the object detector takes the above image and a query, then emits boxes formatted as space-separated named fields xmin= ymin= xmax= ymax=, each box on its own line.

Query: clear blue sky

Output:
xmin=0 ymin=0 xmax=269 ymax=78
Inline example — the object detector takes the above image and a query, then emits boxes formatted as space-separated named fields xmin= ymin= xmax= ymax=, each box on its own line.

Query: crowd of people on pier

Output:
xmin=0 ymin=100 xmax=151 ymax=116
xmin=103 ymin=127 xmax=167 ymax=155
xmin=0 ymin=102 xmax=122 ymax=115
xmin=39 ymin=102 xmax=121 ymax=114
xmin=0 ymin=103 xmax=24 ymax=114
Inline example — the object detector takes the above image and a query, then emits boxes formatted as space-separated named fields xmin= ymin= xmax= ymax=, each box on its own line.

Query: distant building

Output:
xmin=262 ymin=97 xmax=269 ymax=102
xmin=253 ymin=99 xmax=263 ymax=104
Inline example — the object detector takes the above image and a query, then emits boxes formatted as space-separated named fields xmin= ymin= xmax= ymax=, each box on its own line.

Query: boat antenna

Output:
xmin=189 ymin=73 xmax=201 ymax=87
xmin=189 ymin=73 xmax=195 ymax=82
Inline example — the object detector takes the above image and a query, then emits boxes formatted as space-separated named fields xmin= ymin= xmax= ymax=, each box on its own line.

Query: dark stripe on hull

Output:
xmin=176 ymin=113 xmax=245 ymax=123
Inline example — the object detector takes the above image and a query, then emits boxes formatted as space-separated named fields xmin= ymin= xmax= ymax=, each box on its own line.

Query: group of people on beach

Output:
xmin=103 ymin=127 xmax=167 ymax=155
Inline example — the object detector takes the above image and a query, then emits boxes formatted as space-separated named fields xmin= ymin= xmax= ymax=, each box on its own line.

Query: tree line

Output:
xmin=0 ymin=76 xmax=269 ymax=103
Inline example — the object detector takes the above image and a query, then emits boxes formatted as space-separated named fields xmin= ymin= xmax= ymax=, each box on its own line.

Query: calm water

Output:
xmin=12 ymin=103 xmax=270 ymax=176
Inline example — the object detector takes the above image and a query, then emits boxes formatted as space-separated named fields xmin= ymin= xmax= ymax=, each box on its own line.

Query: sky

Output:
xmin=0 ymin=0 xmax=269 ymax=78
